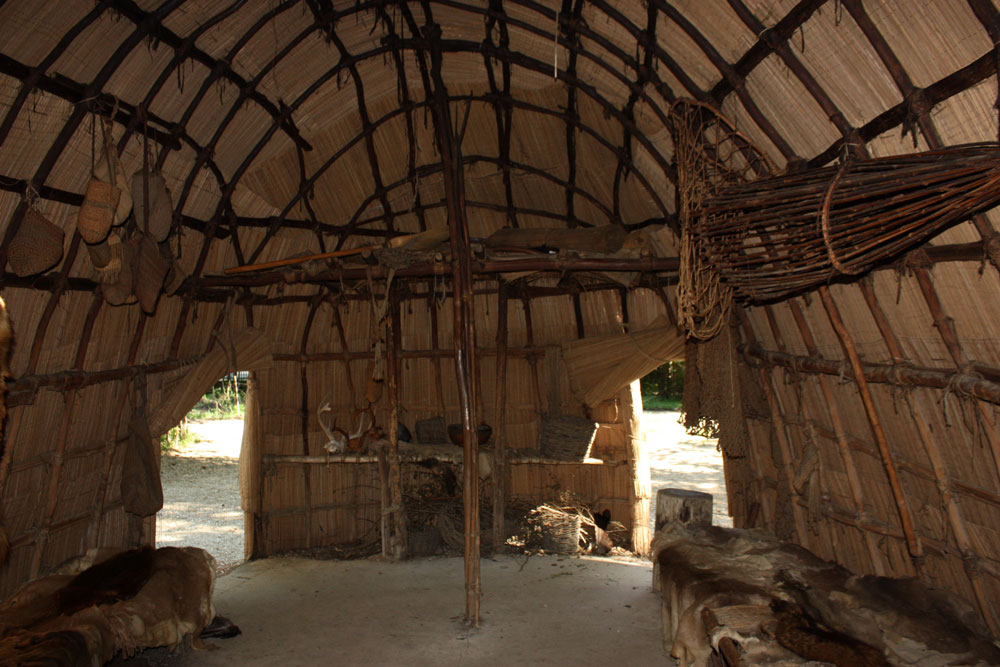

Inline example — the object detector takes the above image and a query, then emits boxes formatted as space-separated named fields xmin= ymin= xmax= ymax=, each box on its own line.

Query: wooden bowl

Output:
xmin=447 ymin=423 xmax=492 ymax=446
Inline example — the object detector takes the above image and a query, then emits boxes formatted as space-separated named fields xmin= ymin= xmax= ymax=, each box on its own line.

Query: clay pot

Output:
xmin=447 ymin=423 xmax=492 ymax=446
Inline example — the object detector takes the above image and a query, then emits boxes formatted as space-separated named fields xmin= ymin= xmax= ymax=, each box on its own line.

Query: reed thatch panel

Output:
xmin=562 ymin=316 xmax=684 ymax=407
xmin=149 ymin=328 xmax=272 ymax=436
xmin=869 ymin=1 xmax=990 ymax=88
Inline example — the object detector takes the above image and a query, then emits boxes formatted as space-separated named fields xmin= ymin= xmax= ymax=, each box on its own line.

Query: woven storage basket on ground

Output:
xmin=539 ymin=413 xmax=597 ymax=460
xmin=77 ymin=178 xmax=119 ymax=244
xmin=540 ymin=514 xmax=582 ymax=554
xmin=131 ymin=169 xmax=173 ymax=242
xmin=7 ymin=209 xmax=64 ymax=277
xmin=135 ymin=233 xmax=168 ymax=314
xmin=416 ymin=416 xmax=448 ymax=444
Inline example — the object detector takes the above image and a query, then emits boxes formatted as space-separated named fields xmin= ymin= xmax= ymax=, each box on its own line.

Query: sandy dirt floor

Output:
xmin=162 ymin=553 xmax=664 ymax=667
xmin=150 ymin=410 xmax=725 ymax=665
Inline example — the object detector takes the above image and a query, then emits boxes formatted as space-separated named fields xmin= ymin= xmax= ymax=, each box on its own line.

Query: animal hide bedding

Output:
xmin=0 ymin=546 xmax=218 ymax=665
xmin=654 ymin=524 xmax=1000 ymax=666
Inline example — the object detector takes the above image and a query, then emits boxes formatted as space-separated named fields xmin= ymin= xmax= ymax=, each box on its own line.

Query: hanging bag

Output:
xmin=78 ymin=114 xmax=122 ymax=243
xmin=8 ymin=192 xmax=64 ymax=276
xmin=131 ymin=121 xmax=173 ymax=242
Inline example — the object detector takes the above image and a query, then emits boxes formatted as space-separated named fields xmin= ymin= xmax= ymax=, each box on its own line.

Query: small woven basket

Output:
xmin=539 ymin=413 xmax=598 ymax=461
xmin=8 ymin=209 xmax=64 ymax=277
xmin=87 ymin=233 xmax=123 ymax=284
xmin=101 ymin=236 xmax=136 ymax=306
xmin=540 ymin=514 xmax=582 ymax=554
xmin=78 ymin=178 xmax=120 ymax=244
xmin=92 ymin=146 xmax=132 ymax=225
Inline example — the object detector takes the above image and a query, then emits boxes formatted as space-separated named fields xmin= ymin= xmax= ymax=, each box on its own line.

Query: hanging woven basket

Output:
xmin=131 ymin=169 xmax=173 ymax=242
xmin=92 ymin=145 xmax=132 ymax=225
xmin=101 ymin=235 xmax=136 ymax=306
xmin=87 ymin=233 xmax=123 ymax=284
xmin=135 ymin=233 xmax=169 ymax=314
xmin=77 ymin=178 xmax=120 ymax=244
xmin=8 ymin=208 xmax=65 ymax=277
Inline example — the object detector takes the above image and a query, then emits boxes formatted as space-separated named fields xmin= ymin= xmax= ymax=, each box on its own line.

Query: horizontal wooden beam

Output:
xmin=273 ymin=345 xmax=546 ymax=363
xmin=6 ymin=354 xmax=203 ymax=407
xmin=743 ymin=343 xmax=1000 ymax=405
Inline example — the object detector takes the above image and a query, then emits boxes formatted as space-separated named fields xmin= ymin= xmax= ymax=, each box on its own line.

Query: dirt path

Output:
xmin=157 ymin=420 xmax=244 ymax=571
xmin=641 ymin=410 xmax=730 ymax=529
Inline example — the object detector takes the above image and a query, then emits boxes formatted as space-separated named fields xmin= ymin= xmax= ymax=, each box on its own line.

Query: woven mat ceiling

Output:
xmin=0 ymin=1 xmax=998 ymax=286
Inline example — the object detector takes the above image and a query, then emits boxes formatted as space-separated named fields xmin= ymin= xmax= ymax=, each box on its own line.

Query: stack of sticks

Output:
xmin=696 ymin=143 xmax=1000 ymax=302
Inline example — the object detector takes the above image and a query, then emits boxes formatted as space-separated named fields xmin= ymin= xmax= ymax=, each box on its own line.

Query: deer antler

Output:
xmin=318 ymin=401 xmax=346 ymax=453
xmin=350 ymin=407 xmax=373 ymax=440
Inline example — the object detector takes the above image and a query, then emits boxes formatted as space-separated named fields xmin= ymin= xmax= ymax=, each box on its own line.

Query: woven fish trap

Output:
xmin=539 ymin=413 xmax=597 ymax=461
xmin=696 ymin=143 xmax=1000 ymax=302
xmin=8 ymin=208 xmax=64 ymax=277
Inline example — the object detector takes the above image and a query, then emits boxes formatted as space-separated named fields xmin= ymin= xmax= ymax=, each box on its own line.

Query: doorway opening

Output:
xmin=156 ymin=372 xmax=247 ymax=572
xmin=638 ymin=361 xmax=731 ymax=529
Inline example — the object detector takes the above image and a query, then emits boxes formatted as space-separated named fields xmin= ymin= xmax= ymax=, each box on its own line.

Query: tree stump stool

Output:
xmin=653 ymin=488 xmax=713 ymax=591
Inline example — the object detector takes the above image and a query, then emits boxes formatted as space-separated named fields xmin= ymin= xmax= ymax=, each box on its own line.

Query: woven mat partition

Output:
xmin=561 ymin=315 xmax=685 ymax=407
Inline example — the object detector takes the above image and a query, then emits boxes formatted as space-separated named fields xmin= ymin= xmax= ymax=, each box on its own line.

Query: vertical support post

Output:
xmin=377 ymin=444 xmax=391 ymax=557
xmin=492 ymin=284 xmax=509 ymax=553
xmin=427 ymin=24 xmax=481 ymax=626
xmin=298 ymin=298 xmax=323 ymax=550
xmin=622 ymin=382 xmax=651 ymax=554
xmin=818 ymin=286 xmax=923 ymax=569
xmin=428 ymin=294 xmax=447 ymax=418
xmin=387 ymin=293 xmax=407 ymax=559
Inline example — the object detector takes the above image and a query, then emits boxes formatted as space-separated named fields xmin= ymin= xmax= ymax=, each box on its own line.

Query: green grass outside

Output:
xmin=641 ymin=394 xmax=682 ymax=411
xmin=160 ymin=379 xmax=246 ymax=451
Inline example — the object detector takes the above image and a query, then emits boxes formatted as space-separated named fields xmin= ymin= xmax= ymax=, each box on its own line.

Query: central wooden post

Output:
xmin=426 ymin=23 xmax=481 ymax=626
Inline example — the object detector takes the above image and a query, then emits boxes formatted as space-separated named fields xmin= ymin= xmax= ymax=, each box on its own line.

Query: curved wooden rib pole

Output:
xmin=818 ymin=286 xmax=924 ymax=570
